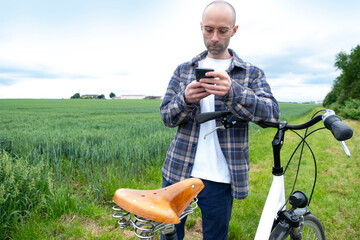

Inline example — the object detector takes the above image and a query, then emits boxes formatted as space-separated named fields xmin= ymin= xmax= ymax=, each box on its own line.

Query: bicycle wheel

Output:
xmin=270 ymin=213 xmax=325 ymax=240
xmin=300 ymin=214 xmax=325 ymax=240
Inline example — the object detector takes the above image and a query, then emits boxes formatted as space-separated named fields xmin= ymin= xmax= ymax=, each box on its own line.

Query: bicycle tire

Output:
xmin=300 ymin=214 xmax=325 ymax=240
xmin=288 ymin=214 xmax=325 ymax=240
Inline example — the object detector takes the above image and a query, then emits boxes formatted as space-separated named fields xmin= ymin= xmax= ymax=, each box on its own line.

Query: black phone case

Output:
xmin=195 ymin=68 xmax=214 ymax=81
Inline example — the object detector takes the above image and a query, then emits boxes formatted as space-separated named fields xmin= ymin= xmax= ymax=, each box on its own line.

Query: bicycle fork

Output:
xmin=268 ymin=191 xmax=310 ymax=240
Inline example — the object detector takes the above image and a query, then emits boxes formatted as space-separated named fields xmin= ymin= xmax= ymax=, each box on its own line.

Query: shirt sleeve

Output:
xmin=160 ymin=65 xmax=197 ymax=128
xmin=220 ymin=65 xmax=280 ymax=123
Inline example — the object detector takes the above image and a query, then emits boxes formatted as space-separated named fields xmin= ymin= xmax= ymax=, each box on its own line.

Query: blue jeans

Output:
xmin=161 ymin=178 xmax=233 ymax=240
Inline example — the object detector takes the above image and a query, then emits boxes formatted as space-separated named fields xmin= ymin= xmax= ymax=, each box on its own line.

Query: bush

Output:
xmin=70 ymin=93 xmax=81 ymax=99
xmin=0 ymin=151 xmax=54 ymax=239
xmin=339 ymin=98 xmax=360 ymax=120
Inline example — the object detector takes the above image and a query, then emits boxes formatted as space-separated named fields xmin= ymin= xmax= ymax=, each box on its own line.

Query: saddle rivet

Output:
xmin=132 ymin=199 xmax=137 ymax=202
xmin=192 ymin=185 xmax=195 ymax=189
xmin=168 ymin=209 xmax=173 ymax=213
xmin=150 ymin=205 xmax=155 ymax=209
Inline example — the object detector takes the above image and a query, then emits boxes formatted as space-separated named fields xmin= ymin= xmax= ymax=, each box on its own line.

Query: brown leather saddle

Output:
xmin=113 ymin=178 xmax=204 ymax=224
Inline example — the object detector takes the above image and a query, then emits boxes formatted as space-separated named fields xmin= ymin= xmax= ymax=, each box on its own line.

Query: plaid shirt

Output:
xmin=160 ymin=49 xmax=279 ymax=199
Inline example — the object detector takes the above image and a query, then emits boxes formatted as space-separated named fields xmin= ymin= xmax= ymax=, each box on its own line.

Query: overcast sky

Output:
xmin=0 ymin=0 xmax=359 ymax=102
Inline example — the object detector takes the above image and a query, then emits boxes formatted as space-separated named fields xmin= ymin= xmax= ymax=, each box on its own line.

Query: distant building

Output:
xmin=81 ymin=94 xmax=104 ymax=99
xmin=111 ymin=95 xmax=163 ymax=100
xmin=81 ymin=94 xmax=99 ymax=99
xmin=299 ymin=100 xmax=323 ymax=104
xmin=118 ymin=95 xmax=146 ymax=99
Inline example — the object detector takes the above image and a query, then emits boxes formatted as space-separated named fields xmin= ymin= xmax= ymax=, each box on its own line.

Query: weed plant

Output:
xmin=0 ymin=151 xmax=53 ymax=238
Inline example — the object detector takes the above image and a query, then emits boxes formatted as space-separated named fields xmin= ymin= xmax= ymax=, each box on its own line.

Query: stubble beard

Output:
xmin=204 ymin=38 xmax=230 ymax=56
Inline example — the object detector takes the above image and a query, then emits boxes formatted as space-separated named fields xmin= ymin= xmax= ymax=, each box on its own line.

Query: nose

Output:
xmin=210 ymin=30 xmax=219 ymax=42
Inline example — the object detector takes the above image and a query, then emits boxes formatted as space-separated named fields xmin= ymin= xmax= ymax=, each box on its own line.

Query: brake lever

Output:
xmin=340 ymin=141 xmax=351 ymax=158
xmin=204 ymin=126 xmax=226 ymax=139
xmin=204 ymin=120 xmax=238 ymax=139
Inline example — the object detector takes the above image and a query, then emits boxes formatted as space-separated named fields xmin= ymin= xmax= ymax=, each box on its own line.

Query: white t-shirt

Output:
xmin=190 ymin=56 xmax=232 ymax=183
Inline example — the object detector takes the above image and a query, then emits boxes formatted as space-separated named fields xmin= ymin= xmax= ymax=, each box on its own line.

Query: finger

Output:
xmin=202 ymin=83 xmax=226 ymax=91
xmin=194 ymin=88 xmax=207 ymax=94
xmin=196 ymin=91 xmax=211 ymax=98
xmin=204 ymin=88 xmax=227 ymax=97
xmin=202 ymin=82 xmax=230 ymax=97
xmin=189 ymin=92 xmax=210 ymax=103
xmin=205 ymin=71 xmax=227 ymax=79
xmin=186 ymin=87 xmax=210 ymax=100
xmin=188 ymin=80 xmax=203 ymax=89
xmin=199 ymin=78 xmax=220 ymax=85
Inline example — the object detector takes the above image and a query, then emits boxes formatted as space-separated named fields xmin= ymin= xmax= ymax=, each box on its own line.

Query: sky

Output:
xmin=0 ymin=0 xmax=359 ymax=102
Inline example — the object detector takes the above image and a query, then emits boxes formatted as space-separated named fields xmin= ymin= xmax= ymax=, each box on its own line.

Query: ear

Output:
xmin=200 ymin=21 xmax=203 ymax=31
xmin=231 ymin=25 xmax=239 ymax=37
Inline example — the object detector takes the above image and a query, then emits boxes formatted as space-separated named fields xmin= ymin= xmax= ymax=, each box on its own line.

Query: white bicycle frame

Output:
xmin=254 ymin=174 xmax=286 ymax=240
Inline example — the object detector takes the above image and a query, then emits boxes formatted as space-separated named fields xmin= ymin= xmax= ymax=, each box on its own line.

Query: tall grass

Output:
xmin=230 ymin=108 xmax=359 ymax=239
xmin=0 ymin=99 xmax=174 ymax=239
xmin=0 ymin=151 xmax=54 ymax=238
xmin=2 ymin=99 xmax=355 ymax=239
xmin=1 ymin=99 xmax=172 ymax=186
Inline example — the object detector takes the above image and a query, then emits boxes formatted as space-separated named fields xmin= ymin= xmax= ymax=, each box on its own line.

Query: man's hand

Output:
xmin=184 ymin=81 xmax=211 ymax=104
xmin=199 ymin=71 xmax=232 ymax=97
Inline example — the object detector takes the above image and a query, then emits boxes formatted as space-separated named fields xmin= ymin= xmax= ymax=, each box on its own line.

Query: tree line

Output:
xmin=323 ymin=45 xmax=360 ymax=120
xmin=70 ymin=93 xmax=115 ymax=99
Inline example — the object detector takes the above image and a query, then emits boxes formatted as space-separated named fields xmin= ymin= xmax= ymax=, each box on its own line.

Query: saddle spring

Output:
xmin=112 ymin=198 xmax=199 ymax=239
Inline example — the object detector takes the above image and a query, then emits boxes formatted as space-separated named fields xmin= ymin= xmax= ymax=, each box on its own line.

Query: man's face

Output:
xmin=201 ymin=5 xmax=237 ymax=58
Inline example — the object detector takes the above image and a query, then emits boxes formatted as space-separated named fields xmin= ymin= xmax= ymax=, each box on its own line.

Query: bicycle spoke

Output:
xmin=303 ymin=225 xmax=318 ymax=240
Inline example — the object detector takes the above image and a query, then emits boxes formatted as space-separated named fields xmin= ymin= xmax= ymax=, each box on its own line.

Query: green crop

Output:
xmin=3 ymin=99 xmax=345 ymax=239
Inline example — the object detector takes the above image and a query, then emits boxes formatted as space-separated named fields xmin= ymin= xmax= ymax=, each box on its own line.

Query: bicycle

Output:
xmin=111 ymin=108 xmax=353 ymax=239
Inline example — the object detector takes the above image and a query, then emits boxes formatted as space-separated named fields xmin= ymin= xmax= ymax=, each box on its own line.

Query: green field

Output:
xmin=0 ymin=99 xmax=358 ymax=239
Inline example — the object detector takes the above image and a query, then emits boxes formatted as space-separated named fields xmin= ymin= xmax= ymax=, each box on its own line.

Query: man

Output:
xmin=160 ymin=1 xmax=279 ymax=239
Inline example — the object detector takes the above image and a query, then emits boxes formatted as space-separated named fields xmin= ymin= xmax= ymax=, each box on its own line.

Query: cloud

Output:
xmin=269 ymin=73 xmax=332 ymax=102
xmin=0 ymin=0 xmax=359 ymax=101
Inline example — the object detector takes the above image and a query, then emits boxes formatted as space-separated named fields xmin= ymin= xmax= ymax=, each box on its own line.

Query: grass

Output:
xmin=0 ymin=99 xmax=358 ymax=239
xmin=230 ymin=109 xmax=360 ymax=239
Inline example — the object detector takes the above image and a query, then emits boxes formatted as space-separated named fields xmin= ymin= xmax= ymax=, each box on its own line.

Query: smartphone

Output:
xmin=195 ymin=68 xmax=214 ymax=81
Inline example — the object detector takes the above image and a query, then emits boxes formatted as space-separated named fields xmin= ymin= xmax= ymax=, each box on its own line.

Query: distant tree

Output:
xmin=97 ymin=94 xmax=105 ymax=99
xmin=71 ymin=93 xmax=81 ymax=99
xmin=324 ymin=44 xmax=360 ymax=119
xmin=109 ymin=92 xmax=116 ymax=98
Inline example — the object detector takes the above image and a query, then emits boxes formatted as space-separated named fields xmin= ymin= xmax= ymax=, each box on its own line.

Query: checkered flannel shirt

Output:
xmin=160 ymin=49 xmax=280 ymax=199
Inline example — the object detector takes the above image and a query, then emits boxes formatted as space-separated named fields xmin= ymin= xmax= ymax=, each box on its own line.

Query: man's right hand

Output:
xmin=184 ymin=81 xmax=211 ymax=104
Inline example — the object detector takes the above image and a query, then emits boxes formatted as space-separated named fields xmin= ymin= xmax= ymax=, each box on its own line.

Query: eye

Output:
xmin=219 ymin=28 xmax=230 ymax=34
xmin=204 ymin=27 xmax=214 ymax=34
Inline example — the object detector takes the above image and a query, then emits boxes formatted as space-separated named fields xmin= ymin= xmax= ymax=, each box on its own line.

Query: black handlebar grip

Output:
xmin=195 ymin=111 xmax=231 ymax=124
xmin=324 ymin=115 xmax=353 ymax=141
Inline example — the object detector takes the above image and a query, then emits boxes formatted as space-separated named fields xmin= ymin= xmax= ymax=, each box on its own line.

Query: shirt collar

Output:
xmin=191 ymin=49 xmax=247 ymax=70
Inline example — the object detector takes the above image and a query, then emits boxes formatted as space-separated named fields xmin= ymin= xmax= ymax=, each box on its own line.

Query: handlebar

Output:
xmin=195 ymin=109 xmax=353 ymax=141
xmin=195 ymin=111 xmax=231 ymax=124
xmin=196 ymin=108 xmax=353 ymax=208
xmin=195 ymin=109 xmax=353 ymax=158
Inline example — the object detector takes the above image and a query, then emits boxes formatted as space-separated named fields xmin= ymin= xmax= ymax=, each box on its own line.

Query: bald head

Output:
xmin=202 ymin=1 xmax=236 ymax=26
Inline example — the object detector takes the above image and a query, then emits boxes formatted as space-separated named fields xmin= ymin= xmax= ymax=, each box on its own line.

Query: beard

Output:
xmin=204 ymin=38 xmax=230 ymax=56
